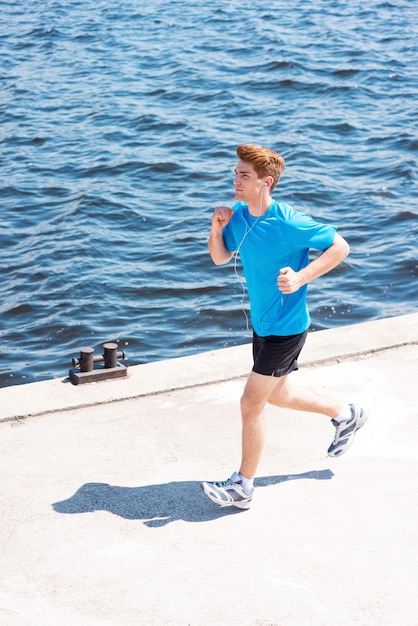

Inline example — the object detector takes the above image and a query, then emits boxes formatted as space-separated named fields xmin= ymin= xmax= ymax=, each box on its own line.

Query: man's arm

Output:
xmin=208 ymin=206 xmax=235 ymax=265
xmin=277 ymin=232 xmax=350 ymax=294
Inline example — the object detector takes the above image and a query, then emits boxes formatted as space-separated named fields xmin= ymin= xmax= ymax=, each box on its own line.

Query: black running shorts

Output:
xmin=252 ymin=330 xmax=308 ymax=377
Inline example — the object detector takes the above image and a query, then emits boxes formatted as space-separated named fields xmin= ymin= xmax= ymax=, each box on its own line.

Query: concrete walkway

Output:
xmin=0 ymin=313 xmax=417 ymax=625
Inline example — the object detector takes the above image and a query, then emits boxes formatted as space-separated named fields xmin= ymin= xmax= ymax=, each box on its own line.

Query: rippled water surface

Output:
xmin=1 ymin=0 xmax=417 ymax=386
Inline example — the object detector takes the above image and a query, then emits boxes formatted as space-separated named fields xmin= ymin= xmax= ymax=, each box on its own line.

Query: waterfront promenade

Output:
xmin=0 ymin=313 xmax=417 ymax=625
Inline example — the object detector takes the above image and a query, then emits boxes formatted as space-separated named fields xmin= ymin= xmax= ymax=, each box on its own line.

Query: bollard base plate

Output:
xmin=69 ymin=363 xmax=127 ymax=385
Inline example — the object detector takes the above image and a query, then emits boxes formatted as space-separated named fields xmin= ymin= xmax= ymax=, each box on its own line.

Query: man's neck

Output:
xmin=247 ymin=196 xmax=272 ymax=216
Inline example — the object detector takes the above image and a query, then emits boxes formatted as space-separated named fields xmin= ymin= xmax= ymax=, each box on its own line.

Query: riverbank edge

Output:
xmin=1 ymin=312 xmax=417 ymax=422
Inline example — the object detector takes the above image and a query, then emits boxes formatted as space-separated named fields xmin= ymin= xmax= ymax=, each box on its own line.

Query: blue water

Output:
xmin=1 ymin=0 xmax=417 ymax=387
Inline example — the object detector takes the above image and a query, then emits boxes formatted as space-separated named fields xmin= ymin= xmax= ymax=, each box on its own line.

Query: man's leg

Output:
xmin=239 ymin=371 xmax=289 ymax=479
xmin=201 ymin=371 xmax=286 ymax=509
xmin=201 ymin=356 xmax=368 ymax=508
xmin=267 ymin=375 xmax=343 ymax=417
xmin=267 ymin=376 xmax=369 ymax=457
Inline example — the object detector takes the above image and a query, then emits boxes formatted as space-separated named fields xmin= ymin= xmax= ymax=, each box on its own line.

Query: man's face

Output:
xmin=233 ymin=159 xmax=264 ymax=202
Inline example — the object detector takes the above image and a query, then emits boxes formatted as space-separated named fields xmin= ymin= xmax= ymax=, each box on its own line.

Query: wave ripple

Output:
xmin=1 ymin=0 xmax=417 ymax=385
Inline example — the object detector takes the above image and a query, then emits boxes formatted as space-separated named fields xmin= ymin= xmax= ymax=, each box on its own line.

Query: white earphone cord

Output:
xmin=233 ymin=187 xmax=264 ymax=332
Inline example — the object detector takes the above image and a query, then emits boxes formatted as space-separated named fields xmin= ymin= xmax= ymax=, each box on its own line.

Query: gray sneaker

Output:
xmin=328 ymin=404 xmax=369 ymax=457
xmin=201 ymin=472 xmax=253 ymax=509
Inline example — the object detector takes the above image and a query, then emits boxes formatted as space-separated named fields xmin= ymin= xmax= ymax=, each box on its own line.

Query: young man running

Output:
xmin=201 ymin=144 xmax=368 ymax=510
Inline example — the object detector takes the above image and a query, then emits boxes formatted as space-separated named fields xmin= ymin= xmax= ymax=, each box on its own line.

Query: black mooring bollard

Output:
xmin=69 ymin=342 xmax=127 ymax=384
xmin=103 ymin=342 xmax=123 ymax=368
xmin=78 ymin=347 xmax=94 ymax=372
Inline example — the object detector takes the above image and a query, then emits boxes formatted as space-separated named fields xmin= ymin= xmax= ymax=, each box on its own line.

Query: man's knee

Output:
xmin=240 ymin=392 xmax=266 ymax=419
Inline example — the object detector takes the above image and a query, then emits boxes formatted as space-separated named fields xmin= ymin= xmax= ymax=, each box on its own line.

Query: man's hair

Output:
xmin=236 ymin=144 xmax=285 ymax=191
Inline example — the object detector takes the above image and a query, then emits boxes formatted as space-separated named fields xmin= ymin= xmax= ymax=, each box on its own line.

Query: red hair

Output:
xmin=236 ymin=144 xmax=285 ymax=191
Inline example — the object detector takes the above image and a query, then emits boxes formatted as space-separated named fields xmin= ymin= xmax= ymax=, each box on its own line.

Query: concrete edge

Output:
xmin=1 ymin=312 xmax=417 ymax=422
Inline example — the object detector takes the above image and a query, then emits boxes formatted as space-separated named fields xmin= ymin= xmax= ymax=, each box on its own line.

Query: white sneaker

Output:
xmin=328 ymin=404 xmax=369 ymax=457
xmin=201 ymin=472 xmax=254 ymax=509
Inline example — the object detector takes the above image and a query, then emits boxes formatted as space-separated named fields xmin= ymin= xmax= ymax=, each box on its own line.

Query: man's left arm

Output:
xmin=277 ymin=233 xmax=350 ymax=294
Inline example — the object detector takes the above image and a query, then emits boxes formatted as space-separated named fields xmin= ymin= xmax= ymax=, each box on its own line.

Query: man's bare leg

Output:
xmin=267 ymin=375 xmax=343 ymax=418
xmin=239 ymin=372 xmax=344 ymax=480
xmin=201 ymin=370 xmax=367 ymax=508
xmin=239 ymin=372 xmax=287 ymax=479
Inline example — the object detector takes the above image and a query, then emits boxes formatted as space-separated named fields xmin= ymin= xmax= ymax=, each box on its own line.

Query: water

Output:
xmin=1 ymin=0 xmax=417 ymax=387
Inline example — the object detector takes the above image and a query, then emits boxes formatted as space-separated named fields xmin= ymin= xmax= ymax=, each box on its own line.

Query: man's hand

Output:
xmin=212 ymin=206 xmax=234 ymax=230
xmin=277 ymin=234 xmax=350 ymax=294
xmin=277 ymin=267 xmax=303 ymax=294
xmin=208 ymin=206 xmax=235 ymax=265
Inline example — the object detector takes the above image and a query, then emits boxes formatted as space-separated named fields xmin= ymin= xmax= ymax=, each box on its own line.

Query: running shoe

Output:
xmin=327 ymin=404 xmax=369 ymax=457
xmin=201 ymin=471 xmax=253 ymax=509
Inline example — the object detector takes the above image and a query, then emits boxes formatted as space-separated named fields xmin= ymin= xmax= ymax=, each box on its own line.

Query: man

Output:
xmin=201 ymin=144 xmax=368 ymax=510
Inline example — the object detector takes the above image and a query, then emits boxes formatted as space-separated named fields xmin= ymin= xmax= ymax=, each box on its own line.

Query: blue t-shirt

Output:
xmin=222 ymin=200 xmax=337 ymax=336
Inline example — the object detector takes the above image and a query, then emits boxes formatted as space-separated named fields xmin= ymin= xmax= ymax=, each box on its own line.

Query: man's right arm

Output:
xmin=208 ymin=206 xmax=235 ymax=265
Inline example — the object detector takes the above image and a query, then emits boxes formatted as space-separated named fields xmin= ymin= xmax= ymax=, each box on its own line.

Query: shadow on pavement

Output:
xmin=52 ymin=469 xmax=334 ymax=527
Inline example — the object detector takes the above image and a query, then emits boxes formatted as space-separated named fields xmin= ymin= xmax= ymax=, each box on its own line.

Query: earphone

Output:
xmin=233 ymin=219 xmax=259 ymax=332
xmin=232 ymin=179 xmax=271 ymax=329
xmin=233 ymin=197 xmax=264 ymax=331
